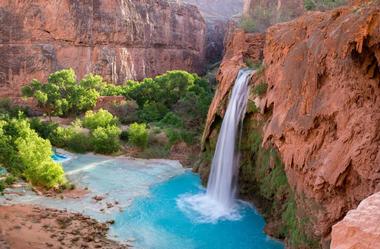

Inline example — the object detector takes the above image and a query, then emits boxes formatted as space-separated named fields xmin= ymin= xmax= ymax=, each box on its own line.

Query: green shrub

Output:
xmin=253 ymin=82 xmax=268 ymax=96
xmin=165 ymin=128 xmax=182 ymax=145
xmin=0 ymin=98 xmax=29 ymax=118
xmin=111 ymin=100 xmax=139 ymax=124
xmin=79 ymin=73 xmax=106 ymax=91
xmin=7 ymin=118 xmax=66 ymax=188
xmin=66 ymin=132 xmax=92 ymax=153
xmin=128 ymin=123 xmax=148 ymax=148
xmin=304 ymin=0 xmax=347 ymax=11
xmin=50 ymin=127 xmax=75 ymax=148
xmin=138 ymin=101 xmax=169 ymax=122
xmin=244 ymin=57 xmax=256 ymax=68
xmin=158 ymin=112 xmax=184 ymax=128
xmin=22 ymin=69 xmax=100 ymax=117
xmin=247 ymin=101 xmax=259 ymax=114
xmin=4 ymin=175 xmax=16 ymax=186
xmin=239 ymin=16 xmax=257 ymax=33
xmin=83 ymin=109 xmax=119 ymax=130
xmin=91 ymin=125 xmax=121 ymax=154
xmin=99 ymin=84 xmax=125 ymax=96
xmin=120 ymin=130 xmax=129 ymax=142
xmin=29 ymin=118 xmax=58 ymax=139
xmin=137 ymin=146 xmax=170 ymax=159
xmin=0 ymin=180 xmax=4 ymax=193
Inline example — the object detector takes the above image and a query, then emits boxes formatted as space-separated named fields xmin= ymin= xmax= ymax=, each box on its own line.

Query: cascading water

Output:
xmin=206 ymin=68 xmax=253 ymax=208
xmin=178 ymin=68 xmax=254 ymax=222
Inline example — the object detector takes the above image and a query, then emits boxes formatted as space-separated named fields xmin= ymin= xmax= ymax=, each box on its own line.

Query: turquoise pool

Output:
xmin=1 ymin=154 xmax=284 ymax=249
xmin=111 ymin=172 xmax=284 ymax=249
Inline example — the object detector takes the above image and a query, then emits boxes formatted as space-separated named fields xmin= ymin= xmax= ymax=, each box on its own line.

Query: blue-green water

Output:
xmin=111 ymin=172 xmax=284 ymax=249
xmin=1 ymin=153 xmax=283 ymax=249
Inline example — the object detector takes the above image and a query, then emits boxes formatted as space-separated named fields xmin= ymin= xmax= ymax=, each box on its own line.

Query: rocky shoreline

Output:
xmin=0 ymin=205 xmax=129 ymax=249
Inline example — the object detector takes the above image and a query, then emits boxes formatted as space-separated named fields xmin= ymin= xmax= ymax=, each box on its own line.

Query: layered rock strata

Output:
xmin=0 ymin=0 xmax=206 ymax=97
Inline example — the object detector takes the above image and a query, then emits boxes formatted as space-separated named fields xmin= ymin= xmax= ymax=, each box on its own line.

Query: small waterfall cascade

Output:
xmin=177 ymin=69 xmax=254 ymax=222
xmin=206 ymin=68 xmax=253 ymax=209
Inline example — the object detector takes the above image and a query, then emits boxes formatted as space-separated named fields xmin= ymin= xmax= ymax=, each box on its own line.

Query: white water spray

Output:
xmin=178 ymin=69 xmax=253 ymax=222
xmin=206 ymin=68 xmax=253 ymax=208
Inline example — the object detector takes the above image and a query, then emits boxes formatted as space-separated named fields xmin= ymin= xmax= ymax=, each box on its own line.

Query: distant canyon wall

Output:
xmin=0 ymin=0 xmax=206 ymax=97
xmin=242 ymin=0 xmax=304 ymax=31
xmin=182 ymin=0 xmax=244 ymax=63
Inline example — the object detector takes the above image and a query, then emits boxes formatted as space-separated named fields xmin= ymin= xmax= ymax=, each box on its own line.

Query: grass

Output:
xmin=137 ymin=146 xmax=170 ymax=159
xmin=239 ymin=16 xmax=257 ymax=33
xmin=253 ymin=82 xmax=268 ymax=96
xmin=246 ymin=101 xmax=259 ymax=114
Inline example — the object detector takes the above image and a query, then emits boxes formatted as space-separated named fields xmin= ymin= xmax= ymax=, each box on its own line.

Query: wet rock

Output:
xmin=93 ymin=195 xmax=104 ymax=202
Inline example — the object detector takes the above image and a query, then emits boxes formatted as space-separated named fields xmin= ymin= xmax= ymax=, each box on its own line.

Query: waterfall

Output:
xmin=206 ymin=68 xmax=253 ymax=209
xmin=177 ymin=69 xmax=253 ymax=223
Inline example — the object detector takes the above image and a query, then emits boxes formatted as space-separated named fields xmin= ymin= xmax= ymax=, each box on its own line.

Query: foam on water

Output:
xmin=177 ymin=69 xmax=254 ymax=223
xmin=1 ymin=152 xmax=284 ymax=249
xmin=110 ymin=172 xmax=284 ymax=249
xmin=177 ymin=193 xmax=241 ymax=223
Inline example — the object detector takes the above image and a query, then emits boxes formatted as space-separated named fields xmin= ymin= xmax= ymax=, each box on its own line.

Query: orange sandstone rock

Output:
xmin=201 ymin=30 xmax=265 ymax=146
xmin=203 ymin=2 xmax=380 ymax=247
xmin=263 ymin=4 xmax=380 ymax=242
xmin=0 ymin=0 xmax=206 ymax=97
xmin=331 ymin=192 xmax=380 ymax=249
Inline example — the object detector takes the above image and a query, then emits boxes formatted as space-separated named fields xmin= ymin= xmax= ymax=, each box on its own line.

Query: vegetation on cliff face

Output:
xmin=239 ymin=0 xmax=348 ymax=33
xmin=304 ymin=0 xmax=347 ymax=10
xmin=197 ymin=76 xmax=318 ymax=248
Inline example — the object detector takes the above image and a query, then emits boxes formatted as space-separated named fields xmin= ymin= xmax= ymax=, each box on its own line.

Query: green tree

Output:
xmin=128 ymin=123 xmax=148 ymax=148
xmin=80 ymin=73 xmax=106 ymax=90
xmin=91 ymin=125 xmax=121 ymax=154
xmin=22 ymin=69 xmax=100 ymax=118
xmin=0 ymin=118 xmax=65 ymax=188
xmin=83 ymin=109 xmax=119 ymax=130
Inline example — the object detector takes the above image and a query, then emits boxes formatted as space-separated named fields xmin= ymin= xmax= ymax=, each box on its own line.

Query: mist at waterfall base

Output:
xmin=178 ymin=69 xmax=253 ymax=222
xmin=112 ymin=172 xmax=283 ymax=249
xmin=111 ymin=69 xmax=283 ymax=248
xmin=0 ymin=69 xmax=284 ymax=248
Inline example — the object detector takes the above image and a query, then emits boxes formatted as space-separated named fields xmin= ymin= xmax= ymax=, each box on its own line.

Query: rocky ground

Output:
xmin=0 ymin=205 xmax=129 ymax=249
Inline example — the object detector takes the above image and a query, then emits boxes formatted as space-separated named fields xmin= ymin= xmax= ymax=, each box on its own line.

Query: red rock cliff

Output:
xmin=242 ymin=0 xmax=305 ymax=31
xmin=331 ymin=191 xmax=380 ymax=249
xmin=202 ymin=1 xmax=380 ymax=248
xmin=0 ymin=0 xmax=206 ymax=97
xmin=264 ymin=3 xmax=380 ymax=243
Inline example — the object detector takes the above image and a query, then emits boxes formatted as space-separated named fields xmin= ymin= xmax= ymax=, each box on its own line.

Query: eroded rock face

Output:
xmin=242 ymin=0 xmax=304 ymax=31
xmin=331 ymin=192 xmax=380 ymax=249
xmin=201 ymin=30 xmax=265 ymax=146
xmin=264 ymin=3 xmax=380 ymax=242
xmin=182 ymin=0 xmax=244 ymax=63
xmin=0 ymin=0 xmax=206 ymax=97
xmin=202 ymin=2 xmax=380 ymax=248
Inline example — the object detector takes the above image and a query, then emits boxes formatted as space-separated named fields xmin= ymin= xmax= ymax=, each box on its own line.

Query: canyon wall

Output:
xmin=200 ymin=1 xmax=380 ymax=248
xmin=0 ymin=0 xmax=206 ymax=97
xmin=242 ymin=0 xmax=304 ymax=32
xmin=331 ymin=191 xmax=380 ymax=249
xmin=181 ymin=0 xmax=243 ymax=64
